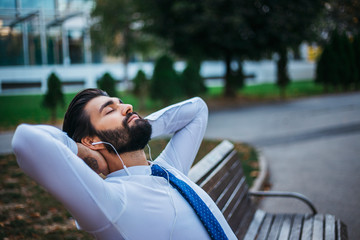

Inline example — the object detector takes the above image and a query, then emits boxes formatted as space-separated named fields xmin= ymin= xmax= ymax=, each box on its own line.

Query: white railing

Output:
xmin=0 ymin=60 xmax=315 ymax=95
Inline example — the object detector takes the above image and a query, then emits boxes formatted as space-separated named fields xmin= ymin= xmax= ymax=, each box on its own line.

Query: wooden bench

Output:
xmin=188 ymin=140 xmax=348 ymax=240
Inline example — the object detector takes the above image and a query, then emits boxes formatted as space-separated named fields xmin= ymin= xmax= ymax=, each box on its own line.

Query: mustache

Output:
xmin=123 ymin=112 xmax=141 ymax=125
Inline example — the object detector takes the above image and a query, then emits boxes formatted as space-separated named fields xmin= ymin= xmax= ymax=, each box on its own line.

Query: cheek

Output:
xmin=98 ymin=115 xmax=124 ymax=130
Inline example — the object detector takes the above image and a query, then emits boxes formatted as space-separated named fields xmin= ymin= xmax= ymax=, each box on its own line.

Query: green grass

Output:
xmin=0 ymin=139 xmax=258 ymax=239
xmin=240 ymin=80 xmax=325 ymax=99
xmin=0 ymin=92 xmax=162 ymax=130
xmin=0 ymin=79 xmax=329 ymax=130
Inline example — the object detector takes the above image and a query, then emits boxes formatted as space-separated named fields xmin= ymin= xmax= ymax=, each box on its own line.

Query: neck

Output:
xmin=101 ymin=149 xmax=148 ymax=173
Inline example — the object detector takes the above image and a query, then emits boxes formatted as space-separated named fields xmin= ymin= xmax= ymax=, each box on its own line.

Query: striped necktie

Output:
xmin=151 ymin=164 xmax=228 ymax=240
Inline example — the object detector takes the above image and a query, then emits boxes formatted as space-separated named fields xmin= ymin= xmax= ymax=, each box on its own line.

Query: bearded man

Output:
xmin=12 ymin=88 xmax=236 ymax=240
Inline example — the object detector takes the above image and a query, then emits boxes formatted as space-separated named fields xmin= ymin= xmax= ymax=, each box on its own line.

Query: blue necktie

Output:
xmin=151 ymin=164 xmax=228 ymax=240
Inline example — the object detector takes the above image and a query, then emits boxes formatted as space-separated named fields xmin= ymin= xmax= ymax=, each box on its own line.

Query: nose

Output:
xmin=121 ymin=104 xmax=133 ymax=116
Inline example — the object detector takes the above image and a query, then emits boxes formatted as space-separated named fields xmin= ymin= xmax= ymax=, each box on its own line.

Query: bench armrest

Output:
xmin=248 ymin=190 xmax=318 ymax=215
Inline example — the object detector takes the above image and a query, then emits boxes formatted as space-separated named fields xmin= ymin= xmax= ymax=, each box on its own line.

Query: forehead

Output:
xmin=84 ymin=95 xmax=111 ymax=114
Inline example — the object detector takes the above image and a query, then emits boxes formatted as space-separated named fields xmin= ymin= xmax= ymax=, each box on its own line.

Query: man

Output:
xmin=12 ymin=88 xmax=236 ymax=240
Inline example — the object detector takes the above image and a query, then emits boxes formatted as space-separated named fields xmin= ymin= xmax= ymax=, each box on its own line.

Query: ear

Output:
xmin=81 ymin=136 xmax=105 ymax=150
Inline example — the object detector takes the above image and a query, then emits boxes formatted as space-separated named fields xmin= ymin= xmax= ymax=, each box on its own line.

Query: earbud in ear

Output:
xmin=92 ymin=141 xmax=103 ymax=146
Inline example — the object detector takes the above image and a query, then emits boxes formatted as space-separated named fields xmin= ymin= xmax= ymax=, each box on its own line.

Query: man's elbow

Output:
xmin=12 ymin=124 xmax=32 ymax=157
xmin=193 ymin=96 xmax=209 ymax=118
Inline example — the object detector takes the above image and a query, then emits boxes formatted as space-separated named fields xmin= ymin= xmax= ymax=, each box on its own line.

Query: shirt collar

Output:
xmin=106 ymin=162 xmax=153 ymax=178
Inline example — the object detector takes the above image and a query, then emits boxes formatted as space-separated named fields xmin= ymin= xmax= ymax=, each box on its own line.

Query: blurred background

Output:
xmin=0 ymin=0 xmax=359 ymax=239
xmin=0 ymin=0 xmax=359 ymax=126
xmin=1 ymin=0 xmax=358 ymax=98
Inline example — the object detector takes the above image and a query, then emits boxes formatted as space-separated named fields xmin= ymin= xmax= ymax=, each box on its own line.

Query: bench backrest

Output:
xmin=189 ymin=140 xmax=256 ymax=239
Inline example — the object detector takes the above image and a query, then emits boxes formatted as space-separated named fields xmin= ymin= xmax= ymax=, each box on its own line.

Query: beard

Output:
xmin=95 ymin=112 xmax=152 ymax=154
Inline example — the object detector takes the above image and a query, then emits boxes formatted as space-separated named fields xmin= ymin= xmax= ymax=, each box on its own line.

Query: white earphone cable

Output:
xmin=92 ymin=141 xmax=131 ymax=176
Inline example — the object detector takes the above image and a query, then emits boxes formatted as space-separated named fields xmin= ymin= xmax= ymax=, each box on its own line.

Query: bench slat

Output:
xmin=312 ymin=214 xmax=324 ymax=240
xmin=236 ymin=207 xmax=257 ymax=239
xmin=200 ymin=150 xmax=239 ymax=190
xmin=289 ymin=214 xmax=304 ymax=240
xmin=325 ymin=215 xmax=336 ymax=240
xmin=277 ymin=214 xmax=293 ymax=240
xmin=223 ymin=177 xmax=248 ymax=217
xmin=207 ymin=159 xmax=243 ymax=202
xmin=189 ymin=140 xmax=348 ymax=240
xmin=189 ymin=140 xmax=234 ymax=183
xmin=336 ymin=219 xmax=348 ymax=240
xmin=256 ymin=213 xmax=274 ymax=240
xmin=244 ymin=209 xmax=266 ymax=240
xmin=214 ymin=165 xmax=244 ymax=209
xmin=230 ymin=193 xmax=255 ymax=235
xmin=302 ymin=215 xmax=314 ymax=240
xmin=268 ymin=214 xmax=284 ymax=239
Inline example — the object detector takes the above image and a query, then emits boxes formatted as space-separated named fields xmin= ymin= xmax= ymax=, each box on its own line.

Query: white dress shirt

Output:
xmin=12 ymin=97 xmax=237 ymax=240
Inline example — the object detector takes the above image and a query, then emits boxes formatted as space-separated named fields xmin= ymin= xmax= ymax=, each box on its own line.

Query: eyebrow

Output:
xmin=99 ymin=98 xmax=122 ymax=114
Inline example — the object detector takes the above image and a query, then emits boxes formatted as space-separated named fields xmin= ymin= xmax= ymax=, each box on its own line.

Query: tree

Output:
xmin=316 ymin=43 xmax=337 ymax=92
xmin=132 ymin=69 xmax=149 ymax=110
xmin=316 ymin=29 xmax=359 ymax=92
xmin=353 ymin=34 xmax=360 ymax=89
xmin=138 ymin=0 xmax=323 ymax=98
xmin=98 ymin=72 xmax=117 ymax=97
xmin=276 ymin=47 xmax=290 ymax=99
xmin=43 ymin=73 xmax=64 ymax=123
xmin=150 ymin=54 xmax=182 ymax=104
xmin=181 ymin=58 xmax=206 ymax=97
xmin=91 ymin=0 xmax=157 ymax=88
xmin=321 ymin=0 xmax=360 ymax=36
xmin=138 ymin=0 xmax=260 ymax=97
xmin=251 ymin=0 xmax=323 ymax=99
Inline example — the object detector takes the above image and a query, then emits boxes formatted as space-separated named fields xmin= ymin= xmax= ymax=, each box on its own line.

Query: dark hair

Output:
xmin=63 ymin=88 xmax=108 ymax=142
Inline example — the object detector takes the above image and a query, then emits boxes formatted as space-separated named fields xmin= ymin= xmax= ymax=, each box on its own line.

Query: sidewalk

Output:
xmin=0 ymin=130 xmax=14 ymax=155
xmin=205 ymin=92 xmax=360 ymax=239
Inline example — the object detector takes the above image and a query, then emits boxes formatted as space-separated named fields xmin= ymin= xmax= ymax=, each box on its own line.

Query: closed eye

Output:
xmin=106 ymin=109 xmax=115 ymax=115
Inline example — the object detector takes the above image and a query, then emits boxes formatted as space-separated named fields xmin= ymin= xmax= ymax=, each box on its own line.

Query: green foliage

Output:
xmin=181 ymin=59 xmax=206 ymax=97
xmin=43 ymin=73 xmax=64 ymax=109
xmin=97 ymin=72 xmax=117 ymax=97
xmin=316 ymin=30 xmax=359 ymax=91
xmin=132 ymin=69 xmax=149 ymax=110
xmin=139 ymin=0 xmax=323 ymax=97
xmin=316 ymin=44 xmax=338 ymax=91
xmin=91 ymin=0 xmax=163 ymax=76
xmin=230 ymin=61 xmax=245 ymax=90
xmin=42 ymin=73 xmax=64 ymax=122
xmin=276 ymin=48 xmax=290 ymax=99
xmin=353 ymin=34 xmax=360 ymax=89
xmin=133 ymin=70 xmax=148 ymax=95
xmin=150 ymin=55 xmax=182 ymax=103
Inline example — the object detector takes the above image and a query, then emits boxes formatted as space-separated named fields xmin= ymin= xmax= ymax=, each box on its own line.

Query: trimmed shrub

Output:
xmin=181 ymin=59 xmax=206 ymax=97
xmin=132 ymin=69 xmax=148 ymax=110
xmin=97 ymin=72 xmax=117 ymax=97
xmin=43 ymin=72 xmax=64 ymax=123
xmin=150 ymin=55 xmax=182 ymax=103
xmin=352 ymin=34 xmax=360 ymax=89
xmin=316 ymin=30 xmax=359 ymax=91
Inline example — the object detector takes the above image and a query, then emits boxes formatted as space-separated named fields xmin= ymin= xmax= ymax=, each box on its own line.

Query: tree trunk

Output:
xmin=224 ymin=53 xmax=236 ymax=97
xmin=123 ymin=27 xmax=130 ymax=91
xmin=279 ymin=86 xmax=286 ymax=100
xmin=276 ymin=48 xmax=290 ymax=100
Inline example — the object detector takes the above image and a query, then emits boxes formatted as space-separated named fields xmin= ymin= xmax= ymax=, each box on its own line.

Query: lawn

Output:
xmin=0 ymin=139 xmax=258 ymax=239
xmin=0 ymin=80 xmax=325 ymax=130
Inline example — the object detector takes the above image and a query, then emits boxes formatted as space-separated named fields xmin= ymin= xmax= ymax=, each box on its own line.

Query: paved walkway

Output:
xmin=1 ymin=93 xmax=359 ymax=238
xmin=205 ymin=92 xmax=360 ymax=240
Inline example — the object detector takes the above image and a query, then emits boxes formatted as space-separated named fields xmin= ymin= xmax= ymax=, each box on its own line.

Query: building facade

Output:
xmin=0 ymin=0 xmax=94 ymax=66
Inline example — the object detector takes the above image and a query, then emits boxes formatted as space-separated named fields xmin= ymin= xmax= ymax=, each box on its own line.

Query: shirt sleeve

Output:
xmin=11 ymin=124 xmax=121 ymax=232
xmin=145 ymin=97 xmax=208 ymax=175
